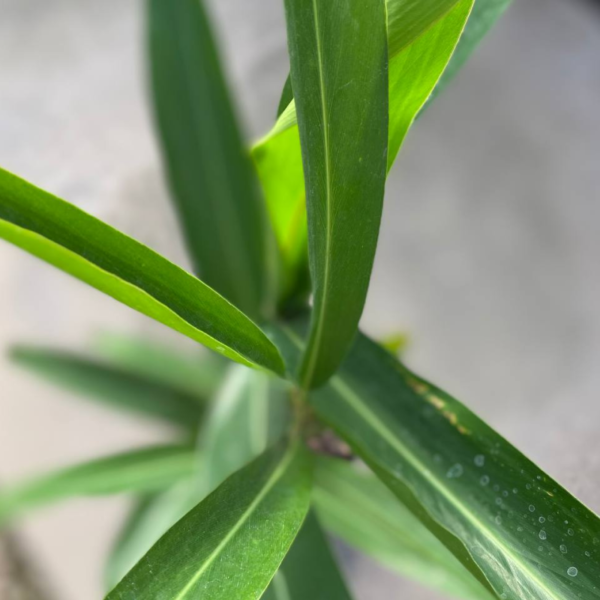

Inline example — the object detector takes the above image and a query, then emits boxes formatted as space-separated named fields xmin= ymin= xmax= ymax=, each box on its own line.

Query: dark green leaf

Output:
xmin=93 ymin=333 xmax=227 ymax=398
xmin=148 ymin=0 xmax=277 ymax=320
xmin=0 ymin=446 xmax=198 ymax=525
xmin=106 ymin=439 xmax=312 ymax=600
xmin=314 ymin=457 xmax=492 ymax=600
xmin=284 ymin=0 xmax=388 ymax=388
xmin=0 ymin=167 xmax=284 ymax=375
xmin=425 ymin=0 xmax=514 ymax=108
xmin=276 ymin=322 xmax=600 ymax=599
xmin=10 ymin=346 xmax=205 ymax=429
xmin=262 ymin=511 xmax=353 ymax=600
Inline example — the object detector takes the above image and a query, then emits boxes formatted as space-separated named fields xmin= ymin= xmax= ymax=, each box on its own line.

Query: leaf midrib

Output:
xmin=282 ymin=326 xmax=559 ymax=599
xmin=172 ymin=442 xmax=297 ymax=600
xmin=300 ymin=0 xmax=333 ymax=389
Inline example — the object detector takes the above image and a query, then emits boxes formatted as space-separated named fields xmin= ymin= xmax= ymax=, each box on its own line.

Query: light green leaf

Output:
xmin=387 ymin=0 xmax=474 ymax=168
xmin=262 ymin=511 xmax=353 ymax=600
xmin=276 ymin=323 xmax=600 ymax=600
xmin=284 ymin=0 xmax=388 ymax=389
xmin=148 ymin=0 xmax=277 ymax=320
xmin=106 ymin=439 xmax=313 ymax=600
xmin=201 ymin=365 xmax=291 ymax=493
xmin=10 ymin=345 xmax=205 ymax=429
xmin=0 ymin=446 xmax=199 ymax=525
xmin=92 ymin=332 xmax=227 ymax=399
xmin=314 ymin=457 xmax=492 ymax=600
xmin=0 ymin=167 xmax=284 ymax=375
xmin=425 ymin=0 xmax=514 ymax=108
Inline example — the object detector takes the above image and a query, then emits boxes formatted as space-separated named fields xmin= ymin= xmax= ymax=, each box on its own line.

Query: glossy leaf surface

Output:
xmin=0 ymin=168 xmax=284 ymax=375
xmin=314 ymin=457 xmax=491 ymax=600
xmin=0 ymin=446 xmax=198 ymax=524
xmin=262 ymin=511 xmax=353 ymax=600
xmin=276 ymin=323 xmax=600 ymax=600
xmin=284 ymin=0 xmax=388 ymax=388
xmin=10 ymin=346 xmax=205 ymax=429
xmin=148 ymin=0 xmax=276 ymax=319
xmin=106 ymin=439 xmax=312 ymax=600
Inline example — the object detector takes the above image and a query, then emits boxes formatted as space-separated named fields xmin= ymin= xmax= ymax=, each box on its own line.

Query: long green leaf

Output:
xmin=0 ymin=168 xmax=284 ymax=375
xmin=254 ymin=0 xmax=474 ymax=314
xmin=106 ymin=439 xmax=312 ymax=600
xmin=104 ymin=366 xmax=291 ymax=592
xmin=425 ymin=0 xmax=514 ymax=108
xmin=387 ymin=0 xmax=473 ymax=168
xmin=314 ymin=457 xmax=492 ymax=600
xmin=262 ymin=511 xmax=353 ymax=600
xmin=0 ymin=446 xmax=198 ymax=525
xmin=10 ymin=346 xmax=205 ymax=429
xmin=148 ymin=0 xmax=277 ymax=320
xmin=276 ymin=323 xmax=600 ymax=599
xmin=284 ymin=0 xmax=388 ymax=389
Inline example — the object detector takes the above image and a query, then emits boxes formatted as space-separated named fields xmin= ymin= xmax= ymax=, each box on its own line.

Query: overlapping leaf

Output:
xmin=148 ymin=0 xmax=277 ymax=320
xmin=275 ymin=322 xmax=600 ymax=600
xmin=254 ymin=0 xmax=476 ymax=315
xmin=0 ymin=168 xmax=284 ymax=374
xmin=284 ymin=0 xmax=388 ymax=389
xmin=106 ymin=439 xmax=312 ymax=600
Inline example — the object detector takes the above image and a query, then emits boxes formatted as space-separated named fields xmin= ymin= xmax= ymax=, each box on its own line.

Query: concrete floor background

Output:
xmin=0 ymin=0 xmax=599 ymax=598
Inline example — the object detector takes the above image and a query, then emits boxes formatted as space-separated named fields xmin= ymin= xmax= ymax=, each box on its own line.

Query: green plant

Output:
xmin=1 ymin=0 xmax=597 ymax=599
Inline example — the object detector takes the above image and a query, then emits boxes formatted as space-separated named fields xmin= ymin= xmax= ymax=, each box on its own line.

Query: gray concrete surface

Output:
xmin=0 ymin=0 xmax=599 ymax=598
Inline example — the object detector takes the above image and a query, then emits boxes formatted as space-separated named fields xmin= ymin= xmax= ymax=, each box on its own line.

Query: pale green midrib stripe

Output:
xmin=280 ymin=326 xmax=558 ymax=600
xmin=172 ymin=443 xmax=297 ymax=600
xmin=330 ymin=377 xmax=560 ymax=600
xmin=300 ymin=0 xmax=333 ymax=389
xmin=272 ymin=570 xmax=293 ymax=600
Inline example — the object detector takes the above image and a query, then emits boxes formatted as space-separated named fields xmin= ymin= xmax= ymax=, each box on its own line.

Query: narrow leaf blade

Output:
xmin=148 ymin=0 xmax=277 ymax=319
xmin=276 ymin=323 xmax=600 ymax=599
xmin=106 ymin=439 xmax=312 ymax=600
xmin=262 ymin=511 xmax=353 ymax=600
xmin=10 ymin=346 xmax=205 ymax=429
xmin=0 ymin=168 xmax=284 ymax=375
xmin=284 ymin=0 xmax=388 ymax=388
xmin=0 ymin=446 xmax=198 ymax=524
